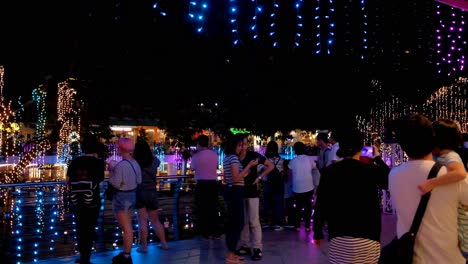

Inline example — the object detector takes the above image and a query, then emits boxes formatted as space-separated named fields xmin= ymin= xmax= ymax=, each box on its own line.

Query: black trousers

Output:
xmin=195 ymin=180 xmax=221 ymax=237
xmin=223 ymin=185 xmax=244 ymax=252
xmin=74 ymin=206 xmax=100 ymax=262
xmin=293 ymin=190 xmax=314 ymax=229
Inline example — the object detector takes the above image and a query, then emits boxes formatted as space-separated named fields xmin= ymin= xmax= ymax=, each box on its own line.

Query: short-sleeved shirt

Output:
xmin=191 ymin=148 xmax=219 ymax=181
xmin=240 ymin=151 xmax=264 ymax=198
xmin=109 ymin=159 xmax=142 ymax=191
xmin=67 ymin=156 xmax=105 ymax=209
xmin=223 ymin=154 xmax=243 ymax=185
xmin=389 ymin=159 xmax=468 ymax=263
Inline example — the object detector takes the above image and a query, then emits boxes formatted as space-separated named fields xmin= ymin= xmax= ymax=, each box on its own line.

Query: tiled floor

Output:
xmin=30 ymin=213 xmax=396 ymax=264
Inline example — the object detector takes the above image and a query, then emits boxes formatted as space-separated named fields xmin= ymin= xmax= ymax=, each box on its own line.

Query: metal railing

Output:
xmin=0 ymin=175 xmax=225 ymax=263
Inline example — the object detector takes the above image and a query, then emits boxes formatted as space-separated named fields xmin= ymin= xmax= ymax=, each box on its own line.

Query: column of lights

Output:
xmin=32 ymin=85 xmax=47 ymax=168
xmin=294 ymin=0 xmax=304 ymax=48
xmin=325 ymin=0 xmax=335 ymax=54
xmin=422 ymin=77 xmax=468 ymax=132
xmin=356 ymin=77 xmax=468 ymax=142
xmin=436 ymin=5 xmax=466 ymax=76
xmin=313 ymin=0 xmax=321 ymax=54
xmin=360 ymin=0 xmax=368 ymax=59
xmin=33 ymin=188 xmax=45 ymax=262
xmin=188 ymin=1 xmax=208 ymax=33
xmin=15 ymin=97 xmax=24 ymax=158
xmin=57 ymin=79 xmax=81 ymax=164
xmin=0 ymin=66 xmax=6 ymax=156
xmin=0 ymin=66 xmax=22 ymax=160
xmin=250 ymin=0 xmax=261 ymax=41
xmin=270 ymin=0 xmax=279 ymax=47
xmin=12 ymin=189 xmax=24 ymax=262
xmin=0 ymin=65 xmax=4 ymax=100
xmin=229 ymin=0 xmax=241 ymax=45
xmin=355 ymin=79 xmax=409 ymax=144
xmin=49 ymin=187 xmax=60 ymax=254
xmin=110 ymin=211 xmax=140 ymax=250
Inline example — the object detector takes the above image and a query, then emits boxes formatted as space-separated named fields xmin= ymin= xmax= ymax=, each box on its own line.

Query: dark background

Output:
xmin=0 ymin=0 xmax=463 ymax=131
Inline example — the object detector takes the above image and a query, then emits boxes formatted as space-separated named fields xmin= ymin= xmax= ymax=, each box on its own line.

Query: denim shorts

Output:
xmin=112 ymin=191 xmax=136 ymax=214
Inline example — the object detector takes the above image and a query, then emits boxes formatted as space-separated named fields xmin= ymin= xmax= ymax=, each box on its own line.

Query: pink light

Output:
xmin=435 ymin=0 xmax=468 ymax=11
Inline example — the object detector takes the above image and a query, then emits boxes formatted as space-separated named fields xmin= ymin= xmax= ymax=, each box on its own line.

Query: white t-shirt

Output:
xmin=288 ymin=154 xmax=320 ymax=193
xmin=389 ymin=159 xmax=468 ymax=263
xmin=328 ymin=142 xmax=341 ymax=165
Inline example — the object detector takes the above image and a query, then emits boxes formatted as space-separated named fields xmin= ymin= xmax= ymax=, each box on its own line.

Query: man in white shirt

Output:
xmin=388 ymin=113 xmax=468 ymax=263
xmin=328 ymin=131 xmax=341 ymax=165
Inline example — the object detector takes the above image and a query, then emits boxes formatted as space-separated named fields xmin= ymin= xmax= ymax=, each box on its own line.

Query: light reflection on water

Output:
xmin=0 ymin=179 xmax=201 ymax=263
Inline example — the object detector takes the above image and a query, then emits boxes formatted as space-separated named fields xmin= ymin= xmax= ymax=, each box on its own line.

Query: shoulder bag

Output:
xmin=378 ymin=162 xmax=443 ymax=264
xmin=104 ymin=159 xmax=138 ymax=201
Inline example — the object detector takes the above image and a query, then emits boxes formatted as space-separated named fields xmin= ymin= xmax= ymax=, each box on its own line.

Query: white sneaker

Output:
xmin=273 ymin=225 xmax=283 ymax=231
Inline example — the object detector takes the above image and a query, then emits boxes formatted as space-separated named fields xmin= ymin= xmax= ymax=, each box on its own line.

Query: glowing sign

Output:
xmin=230 ymin=128 xmax=251 ymax=135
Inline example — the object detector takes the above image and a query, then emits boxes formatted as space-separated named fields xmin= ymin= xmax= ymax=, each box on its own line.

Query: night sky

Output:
xmin=0 ymin=0 xmax=463 ymax=131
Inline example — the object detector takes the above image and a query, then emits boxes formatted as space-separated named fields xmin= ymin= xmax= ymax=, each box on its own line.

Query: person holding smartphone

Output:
xmin=235 ymin=134 xmax=275 ymax=261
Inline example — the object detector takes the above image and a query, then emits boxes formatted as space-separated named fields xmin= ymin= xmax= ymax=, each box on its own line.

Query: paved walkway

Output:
xmin=31 ymin=213 xmax=396 ymax=264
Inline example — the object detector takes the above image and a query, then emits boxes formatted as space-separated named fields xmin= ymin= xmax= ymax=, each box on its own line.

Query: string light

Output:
xmin=229 ymin=0 xmax=241 ymax=45
xmin=313 ymin=0 xmax=321 ymax=54
xmin=436 ymin=4 xmax=466 ymax=77
xmin=57 ymin=78 xmax=82 ymax=164
xmin=0 ymin=66 xmax=23 ymax=169
xmin=188 ymin=1 xmax=208 ymax=33
xmin=0 ymin=65 xmax=4 ymax=100
xmin=356 ymin=77 xmax=468 ymax=167
xmin=270 ymin=0 xmax=279 ymax=47
xmin=325 ymin=0 xmax=335 ymax=54
xmin=12 ymin=188 xmax=23 ymax=261
xmin=361 ymin=0 xmax=368 ymax=59
xmin=422 ymin=77 xmax=468 ymax=132
xmin=294 ymin=0 xmax=304 ymax=48
xmin=32 ymin=85 xmax=48 ymax=168
xmin=152 ymin=1 xmax=167 ymax=17
xmin=7 ymin=139 xmax=51 ymax=182
xmin=250 ymin=0 xmax=260 ymax=41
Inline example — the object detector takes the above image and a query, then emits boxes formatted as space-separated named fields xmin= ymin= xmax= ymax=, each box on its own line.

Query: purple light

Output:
xmin=435 ymin=5 xmax=466 ymax=76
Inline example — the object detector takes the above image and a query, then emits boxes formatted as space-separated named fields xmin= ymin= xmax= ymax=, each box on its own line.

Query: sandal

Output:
xmin=157 ymin=244 xmax=169 ymax=250
xmin=136 ymin=247 xmax=147 ymax=253
xmin=225 ymin=257 xmax=245 ymax=264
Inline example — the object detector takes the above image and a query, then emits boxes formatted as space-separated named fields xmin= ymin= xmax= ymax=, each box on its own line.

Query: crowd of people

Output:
xmin=65 ymin=113 xmax=468 ymax=264
xmin=67 ymin=136 xmax=169 ymax=264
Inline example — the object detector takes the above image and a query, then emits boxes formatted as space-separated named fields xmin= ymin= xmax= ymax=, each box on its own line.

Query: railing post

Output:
xmin=172 ymin=178 xmax=182 ymax=240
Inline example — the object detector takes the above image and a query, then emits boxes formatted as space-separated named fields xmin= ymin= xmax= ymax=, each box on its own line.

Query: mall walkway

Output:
xmin=32 ymin=213 xmax=396 ymax=264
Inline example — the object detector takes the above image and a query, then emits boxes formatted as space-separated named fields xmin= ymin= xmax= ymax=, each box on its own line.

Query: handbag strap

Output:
xmin=120 ymin=159 xmax=139 ymax=187
xmin=409 ymin=162 xmax=443 ymax=235
xmin=273 ymin=157 xmax=280 ymax=167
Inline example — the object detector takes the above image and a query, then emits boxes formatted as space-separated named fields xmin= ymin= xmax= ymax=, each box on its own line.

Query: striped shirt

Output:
xmin=458 ymin=204 xmax=468 ymax=254
xmin=328 ymin=236 xmax=380 ymax=264
xmin=223 ymin=154 xmax=244 ymax=185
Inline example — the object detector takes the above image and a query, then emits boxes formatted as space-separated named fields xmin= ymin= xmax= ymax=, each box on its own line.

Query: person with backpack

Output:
xmin=260 ymin=140 xmax=285 ymax=231
xmin=66 ymin=134 xmax=106 ymax=264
